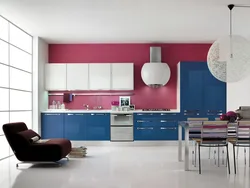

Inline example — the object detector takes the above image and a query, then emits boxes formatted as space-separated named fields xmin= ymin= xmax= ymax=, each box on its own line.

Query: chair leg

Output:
xmin=198 ymin=144 xmax=201 ymax=174
xmin=233 ymin=145 xmax=236 ymax=174
xmin=226 ymin=145 xmax=230 ymax=174
xmin=244 ymin=148 xmax=247 ymax=165
xmin=208 ymin=147 xmax=211 ymax=159
xmin=218 ymin=147 xmax=220 ymax=167
xmin=236 ymin=147 xmax=239 ymax=159
xmin=195 ymin=142 xmax=197 ymax=167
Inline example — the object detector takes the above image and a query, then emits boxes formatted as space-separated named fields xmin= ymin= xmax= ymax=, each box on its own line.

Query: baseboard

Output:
xmin=71 ymin=141 xmax=182 ymax=147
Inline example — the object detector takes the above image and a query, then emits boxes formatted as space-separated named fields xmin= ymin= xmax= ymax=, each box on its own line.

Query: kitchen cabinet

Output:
xmin=85 ymin=113 xmax=110 ymax=140
xmin=66 ymin=64 xmax=89 ymax=90
xmin=45 ymin=64 xmax=67 ymax=90
xmin=41 ymin=113 xmax=64 ymax=139
xmin=179 ymin=62 xmax=226 ymax=120
xmin=111 ymin=63 xmax=134 ymax=90
xmin=89 ymin=63 xmax=111 ymax=90
xmin=134 ymin=113 xmax=179 ymax=140
xmin=64 ymin=113 xmax=87 ymax=140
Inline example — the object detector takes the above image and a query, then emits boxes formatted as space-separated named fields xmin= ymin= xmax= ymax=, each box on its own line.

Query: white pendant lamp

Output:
xmin=207 ymin=4 xmax=250 ymax=82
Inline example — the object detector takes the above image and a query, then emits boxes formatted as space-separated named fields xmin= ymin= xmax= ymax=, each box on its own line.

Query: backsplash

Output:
xmin=48 ymin=43 xmax=211 ymax=109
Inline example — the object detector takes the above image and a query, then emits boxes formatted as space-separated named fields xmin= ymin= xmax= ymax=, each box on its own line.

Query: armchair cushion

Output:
xmin=17 ymin=129 xmax=41 ymax=146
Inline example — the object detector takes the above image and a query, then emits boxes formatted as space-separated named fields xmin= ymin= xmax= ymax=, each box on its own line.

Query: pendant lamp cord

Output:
xmin=228 ymin=4 xmax=234 ymax=58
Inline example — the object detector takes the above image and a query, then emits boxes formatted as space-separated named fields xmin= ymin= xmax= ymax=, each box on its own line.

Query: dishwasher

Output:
xmin=110 ymin=113 xmax=133 ymax=141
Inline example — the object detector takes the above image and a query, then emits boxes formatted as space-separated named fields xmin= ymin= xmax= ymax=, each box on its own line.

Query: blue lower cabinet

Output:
xmin=64 ymin=113 xmax=87 ymax=140
xmin=41 ymin=113 xmax=64 ymax=139
xmin=86 ymin=113 xmax=110 ymax=140
xmin=156 ymin=122 xmax=178 ymax=140
xmin=134 ymin=126 xmax=157 ymax=140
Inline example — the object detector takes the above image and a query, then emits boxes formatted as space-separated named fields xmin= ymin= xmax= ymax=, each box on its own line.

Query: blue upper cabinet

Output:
xmin=64 ymin=113 xmax=87 ymax=140
xmin=180 ymin=62 xmax=226 ymax=119
xmin=85 ymin=113 xmax=110 ymax=140
xmin=41 ymin=113 xmax=64 ymax=139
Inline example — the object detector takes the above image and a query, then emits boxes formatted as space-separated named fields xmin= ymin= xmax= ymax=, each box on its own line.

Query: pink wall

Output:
xmin=48 ymin=43 xmax=211 ymax=109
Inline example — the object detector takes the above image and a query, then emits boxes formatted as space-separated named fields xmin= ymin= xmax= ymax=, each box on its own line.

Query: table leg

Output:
xmin=185 ymin=126 xmax=190 ymax=171
xmin=178 ymin=124 xmax=182 ymax=162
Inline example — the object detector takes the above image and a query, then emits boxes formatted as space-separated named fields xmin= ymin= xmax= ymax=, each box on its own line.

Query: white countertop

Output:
xmin=41 ymin=109 xmax=180 ymax=114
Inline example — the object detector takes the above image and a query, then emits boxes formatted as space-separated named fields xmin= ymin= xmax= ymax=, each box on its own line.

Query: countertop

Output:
xmin=41 ymin=109 xmax=180 ymax=114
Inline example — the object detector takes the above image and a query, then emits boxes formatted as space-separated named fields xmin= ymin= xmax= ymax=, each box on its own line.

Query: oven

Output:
xmin=110 ymin=113 xmax=133 ymax=141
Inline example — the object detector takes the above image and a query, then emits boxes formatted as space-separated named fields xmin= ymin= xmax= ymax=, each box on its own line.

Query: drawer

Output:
xmin=111 ymin=114 xmax=133 ymax=125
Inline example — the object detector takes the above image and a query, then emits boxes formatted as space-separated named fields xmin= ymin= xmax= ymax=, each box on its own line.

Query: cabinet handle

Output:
xmin=160 ymin=120 xmax=167 ymax=123
xmin=137 ymin=127 xmax=153 ymax=130
xmin=137 ymin=120 xmax=151 ymax=123
xmin=91 ymin=113 xmax=105 ymax=115
xmin=160 ymin=127 xmax=177 ymax=130
xmin=125 ymin=115 xmax=132 ymax=117
xmin=45 ymin=113 xmax=61 ymax=116
xmin=67 ymin=113 xmax=74 ymax=116
xmin=137 ymin=113 xmax=153 ymax=116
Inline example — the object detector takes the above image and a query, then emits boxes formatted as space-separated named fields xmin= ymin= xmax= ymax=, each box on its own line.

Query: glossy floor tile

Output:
xmin=0 ymin=144 xmax=250 ymax=188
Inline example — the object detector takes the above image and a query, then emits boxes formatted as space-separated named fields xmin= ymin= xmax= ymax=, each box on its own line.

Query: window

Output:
xmin=0 ymin=15 xmax=33 ymax=160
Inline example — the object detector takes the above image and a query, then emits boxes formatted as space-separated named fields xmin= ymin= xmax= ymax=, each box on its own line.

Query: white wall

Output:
xmin=227 ymin=75 xmax=250 ymax=111
xmin=33 ymin=37 xmax=48 ymax=134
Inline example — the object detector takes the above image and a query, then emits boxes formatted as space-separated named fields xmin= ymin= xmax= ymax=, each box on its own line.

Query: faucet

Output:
xmin=83 ymin=104 xmax=90 ymax=110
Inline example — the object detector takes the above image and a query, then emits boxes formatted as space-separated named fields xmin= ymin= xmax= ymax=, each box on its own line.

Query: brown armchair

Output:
xmin=2 ymin=122 xmax=72 ymax=167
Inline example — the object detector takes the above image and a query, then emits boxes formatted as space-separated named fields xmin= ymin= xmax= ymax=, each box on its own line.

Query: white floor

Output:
xmin=0 ymin=143 xmax=250 ymax=188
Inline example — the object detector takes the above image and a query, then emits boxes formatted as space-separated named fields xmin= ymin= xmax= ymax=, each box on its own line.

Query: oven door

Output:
xmin=111 ymin=114 xmax=133 ymax=126
xmin=111 ymin=125 xmax=133 ymax=141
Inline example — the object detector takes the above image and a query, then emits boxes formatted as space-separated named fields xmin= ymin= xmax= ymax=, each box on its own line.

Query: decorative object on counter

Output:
xmin=119 ymin=96 xmax=130 ymax=107
xmin=63 ymin=93 xmax=74 ymax=103
xmin=207 ymin=4 xmax=250 ymax=83
xmin=219 ymin=111 xmax=237 ymax=122
xmin=111 ymin=101 xmax=119 ymax=111
xmin=68 ymin=146 xmax=87 ymax=158
xmin=83 ymin=104 xmax=90 ymax=110
xmin=235 ymin=106 xmax=250 ymax=120
xmin=129 ymin=104 xmax=135 ymax=110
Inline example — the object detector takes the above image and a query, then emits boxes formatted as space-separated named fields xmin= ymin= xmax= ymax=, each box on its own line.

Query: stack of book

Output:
xmin=68 ymin=146 xmax=87 ymax=158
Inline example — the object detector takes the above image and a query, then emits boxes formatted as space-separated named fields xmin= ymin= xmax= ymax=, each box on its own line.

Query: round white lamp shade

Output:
xmin=207 ymin=35 xmax=250 ymax=82
xmin=141 ymin=62 xmax=171 ymax=87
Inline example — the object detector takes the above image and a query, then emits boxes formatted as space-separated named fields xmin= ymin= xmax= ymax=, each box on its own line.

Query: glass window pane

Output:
xmin=10 ymin=90 xmax=31 ymax=111
xmin=10 ymin=111 xmax=32 ymax=129
xmin=0 ymin=88 xmax=9 ymax=111
xmin=9 ymin=46 xmax=32 ymax=72
xmin=0 ymin=64 xmax=9 ymax=88
xmin=0 ymin=112 xmax=9 ymax=135
xmin=10 ymin=68 xmax=31 ymax=91
xmin=0 ymin=135 xmax=9 ymax=159
xmin=0 ymin=17 xmax=8 ymax=41
xmin=0 ymin=40 xmax=8 ymax=65
xmin=9 ymin=24 xmax=32 ymax=54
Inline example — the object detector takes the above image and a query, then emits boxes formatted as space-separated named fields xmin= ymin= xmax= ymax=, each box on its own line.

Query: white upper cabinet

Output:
xmin=111 ymin=63 xmax=134 ymax=90
xmin=89 ymin=63 xmax=111 ymax=90
xmin=45 ymin=63 xmax=66 ymax=90
xmin=67 ymin=64 xmax=89 ymax=90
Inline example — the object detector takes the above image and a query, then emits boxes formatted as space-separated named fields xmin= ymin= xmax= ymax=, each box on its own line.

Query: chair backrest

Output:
xmin=201 ymin=121 xmax=228 ymax=144
xmin=236 ymin=121 xmax=250 ymax=144
xmin=2 ymin=122 xmax=40 ymax=154
xmin=187 ymin=118 xmax=209 ymax=138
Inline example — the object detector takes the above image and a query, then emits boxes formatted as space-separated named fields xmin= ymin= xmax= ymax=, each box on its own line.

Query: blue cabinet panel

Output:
xmin=41 ymin=113 xmax=64 ymax=139
xmin=86 ymin=113 xmax=110 ymax=140
xmin=180 ymin=62 xmax=226 ymax=120
xmin=64 ymin=113 xmax=87 ymax=140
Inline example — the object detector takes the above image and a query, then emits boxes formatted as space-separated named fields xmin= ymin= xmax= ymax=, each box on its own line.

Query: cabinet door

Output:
xmin=67 ymin=64 xmax=89 ymax=90
xmin=111 ymin=63 xmax=134 ymax=90
xmin=64 ymin=113 xmax=86 ymax=140
xmin=45 ymin=64 xmax=66 ymax=90
xmin=134 ymin=126 xmax=156 ymax=140
xmin=41 ymin=113 xmax=64 ymax=139
xmin=157 ymin=121 xmax=178 ymax=140
xmin=86 ymin=113 xmax=110 ymax=140
xmin=89 ymin=63 xmax=111 ymax=90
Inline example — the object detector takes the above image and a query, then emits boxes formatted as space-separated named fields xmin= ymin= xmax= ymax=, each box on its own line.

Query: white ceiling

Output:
xmin=1 ymin=0 xmax=250 ymax=43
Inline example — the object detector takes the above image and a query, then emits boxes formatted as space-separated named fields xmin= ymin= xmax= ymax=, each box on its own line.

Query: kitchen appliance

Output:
xmin=110 ymin=113 xmax=133 ymax=141
xmin=141 ymin=47 xmax=171 ymax=88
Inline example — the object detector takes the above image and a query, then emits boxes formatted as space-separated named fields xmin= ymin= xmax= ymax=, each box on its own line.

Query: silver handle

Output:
xmin=137 ymin=113 xmax=153 ymax=116
xmin=45 ymin=114 xmax=61 ymax=116
xmin=91 ymin=113 xmax=105 ymax=115
xmin=137 ymin=127 xmax=154 ymax=130
xmin=126 ymin=115 xmax=132 ymax=117
xmin=160 ymin=127 xmax=177 ymax=130
xmin=67 ymin=113 xmax=74 ymax=116
xmin=160 ymin=120 xmax=167 ymax=122
xmin=137 ymin=120 xmax=150 ymax=123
